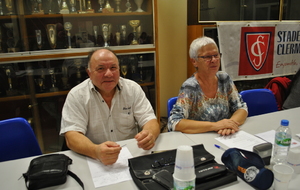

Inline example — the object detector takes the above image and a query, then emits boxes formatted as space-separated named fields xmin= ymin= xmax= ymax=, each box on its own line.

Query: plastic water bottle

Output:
xmin=272 ymin=119 xmax=292 ymax=164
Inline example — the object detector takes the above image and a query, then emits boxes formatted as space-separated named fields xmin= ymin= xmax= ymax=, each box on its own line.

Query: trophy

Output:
xmin=60 ymin=0 xmax=69 ymax=14
xmin=57 ymin=0 xmax=62 ymax=13
xmin=0 ymin=1 xmax=4 ymax=15
xmin=129 ymin=20 xmax=140 ymax=45
xmin=5 ymin=0 xmax=13 ymax=15
xmin=5 ymin=69 xmax=13 ymax=92
xmin=93 ymin=26 xmax=98 ymax=46
xmin=137 ymin=25 xmax=142 ymax=43
xmin=114 ymin=0 xmax=122 ymax=13
xmin=120 ymin=25 xmax=126 ymax=44
xmin=37 ymin=0 xmax=44 ymax=14
xmin=86 ymin=0 xmax=94 ymax=13
xmin=134 ymin=0 xmax=144 ymax=12
xmin=102 ymin=0 xmax=114 ymax=13
xmin=35 ymin=78 xmax=45 ymax=92
xmin=31 ymin=0 xmax=39 ymax=14
xmin=31 ymin=0 xmax=44 ymax=14
xmin=129 ymin=55 xmax=139 ymax=81
xmin=102 ymin=23 xmax=111 ymax=47
xmin=78 ymin=0 xmax=87 ymax=13
xmin=5 ymin=68 xmax=18 ymax=95
xmin=125 ymin=0 xmax=131 ymax=12
xmin=69 ymin=0 xmax=77 ymax=13
xmin=46 ymin=24 xmax=57 ymax=49
xmin=115 ymin=32 xmax=120 ymax=46
xmin=120 ymin=64 xmax=128 ymax=78
xmin=49 ymin=68 xmax=58 ymax=92
xmin=4 ymin=23 xmax=19 ymax=52
xmin=48 ymin=0 xmax=53 ymax=14
xmin=139 ymin=55 xmax=143 ymax=82
xmin=98 ymin=0 xmax=104 ymax=13
xmin=35 ymin=30 xmax=42 ymax=50
xmin=74 ymin=59 xmax=82 ymax=84
xmin=61 ymin=64 xmax=69 ymax=89
xmin=64 ymin=22 xmax=72 ymax=49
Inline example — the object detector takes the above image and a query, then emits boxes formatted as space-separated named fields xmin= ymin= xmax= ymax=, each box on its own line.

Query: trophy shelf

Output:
xmin=0 ymin=45 xmax=156 ymax=64
xmin=0 ymin=0 xmax=159 ymax=154
xmin=24 ymin=11 xmax=152 ymax=19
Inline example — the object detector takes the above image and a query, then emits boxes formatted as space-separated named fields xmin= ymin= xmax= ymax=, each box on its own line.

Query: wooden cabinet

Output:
xmin=0 ymin=0 xmax=159 ymax=153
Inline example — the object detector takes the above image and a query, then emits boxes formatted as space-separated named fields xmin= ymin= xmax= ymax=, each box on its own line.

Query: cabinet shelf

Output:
xmin=0 ymin=82 xmax=154 ymax=102
xmin=0 ymin=45 xmax=156 ymax=64
xmin=25 ymin=12 xmax=151 ymax=18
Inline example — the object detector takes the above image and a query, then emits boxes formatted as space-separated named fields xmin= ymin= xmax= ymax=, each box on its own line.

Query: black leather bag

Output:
xmin=128 ymin=144 xmax=237 ymax=190
xmin=23 ymin=154 xmax=84 ymax=190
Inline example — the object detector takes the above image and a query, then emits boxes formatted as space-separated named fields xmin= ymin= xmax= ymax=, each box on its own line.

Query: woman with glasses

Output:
xmin=168 ymin=36 xmax=248 ymax=136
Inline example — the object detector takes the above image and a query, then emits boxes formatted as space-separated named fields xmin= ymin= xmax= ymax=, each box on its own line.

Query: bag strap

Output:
xmin=68 ymin=170 xmax=84 ymax=189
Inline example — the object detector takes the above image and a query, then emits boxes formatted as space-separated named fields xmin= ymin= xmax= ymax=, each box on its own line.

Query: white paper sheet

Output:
xmin=255 ymin=130 xmax=300 ymax=148
xmin=215 ymin=130 xmax=266 ymax=151
xmin=86 ymin=147 xmax=133 ymax=188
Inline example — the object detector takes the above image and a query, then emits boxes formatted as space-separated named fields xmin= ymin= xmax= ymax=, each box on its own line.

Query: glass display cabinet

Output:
xmin=0 ymin=0 xmax=158 ymax=153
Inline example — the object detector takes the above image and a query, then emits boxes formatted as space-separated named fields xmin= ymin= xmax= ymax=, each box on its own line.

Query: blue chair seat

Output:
xmin=240 ymin=89 xmax=278 ymax=117
xmin=0 ymin=117 xmax=42 ymax=162
xmin=167 ymin=97 xmax=178 ymax=118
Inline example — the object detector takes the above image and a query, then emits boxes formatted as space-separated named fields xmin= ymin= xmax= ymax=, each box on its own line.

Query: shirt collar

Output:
xmin=88 ymin=78 xmax=123 ymax=92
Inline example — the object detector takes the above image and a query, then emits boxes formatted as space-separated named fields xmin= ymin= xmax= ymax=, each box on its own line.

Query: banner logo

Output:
xmin=246 ymin=33 xmax=270 ymax=71
xmin=239 ymin=27 xmax=275 ymax=75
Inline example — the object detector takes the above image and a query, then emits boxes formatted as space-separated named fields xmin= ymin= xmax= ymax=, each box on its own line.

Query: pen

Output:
xmin=121 ymin=144 xmax=127 ymax=147
xmin=214 ymin=144 xmax=226 ymax=151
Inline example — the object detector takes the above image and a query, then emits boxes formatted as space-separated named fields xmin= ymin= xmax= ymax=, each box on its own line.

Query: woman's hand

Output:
xmin=214 ymin=119 xmax=240 ymax=135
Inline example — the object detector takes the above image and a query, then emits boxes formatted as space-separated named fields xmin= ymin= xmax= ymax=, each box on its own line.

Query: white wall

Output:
xmin=157 ymin=0 xmax=187 ymax=117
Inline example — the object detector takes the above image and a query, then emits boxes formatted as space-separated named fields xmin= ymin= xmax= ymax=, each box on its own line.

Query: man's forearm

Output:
xmin=142 ymin=119 xmax=160 ymax=139
xmin=65 ymin=131 xmax=97 ymax=159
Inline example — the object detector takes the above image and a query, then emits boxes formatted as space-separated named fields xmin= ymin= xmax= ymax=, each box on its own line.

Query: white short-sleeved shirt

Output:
xmin=60 ymin=77 xmax=156 ymax=144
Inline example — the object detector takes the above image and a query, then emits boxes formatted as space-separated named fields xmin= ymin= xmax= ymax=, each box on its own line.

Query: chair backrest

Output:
xmin=167 ymin=97 xmax=178 ymax=118
xmin=240 ymin=89 xmax=278 ymax=117
xmin=0 ymin=117 xmax=42 ymax=162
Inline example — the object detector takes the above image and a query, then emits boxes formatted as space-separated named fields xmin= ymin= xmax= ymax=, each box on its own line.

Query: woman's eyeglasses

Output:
xmin=197 ymin=53 xmax=222 ymax=62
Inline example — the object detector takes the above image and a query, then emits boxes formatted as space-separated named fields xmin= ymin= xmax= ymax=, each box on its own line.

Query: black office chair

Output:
xmin=0 ymin=117 xmax=42 ymax=162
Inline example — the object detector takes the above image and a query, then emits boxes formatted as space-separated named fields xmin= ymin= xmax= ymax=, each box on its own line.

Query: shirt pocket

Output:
xmin=119 ymin=108 xmax=135 ymax=129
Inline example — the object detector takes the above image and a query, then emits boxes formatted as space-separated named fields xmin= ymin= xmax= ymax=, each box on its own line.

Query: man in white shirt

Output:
xmin=60 ymin=48 xmax=160 ymax=165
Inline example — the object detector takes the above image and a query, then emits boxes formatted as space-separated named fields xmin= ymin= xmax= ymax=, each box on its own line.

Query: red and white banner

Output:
xmin=217 ymin=22 xmax=300 ymax=81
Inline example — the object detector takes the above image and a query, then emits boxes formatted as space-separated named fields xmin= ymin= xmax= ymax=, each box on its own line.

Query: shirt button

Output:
xmin=111 ymin=130 xmax=113 ymax=132
xmin=102 ymin=100 xmax=104 ymax=102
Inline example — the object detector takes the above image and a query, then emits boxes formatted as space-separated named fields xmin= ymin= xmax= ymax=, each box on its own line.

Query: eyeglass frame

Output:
xmin=196 ymin=53 xmax=222 ymax=62
xmin=151 ymin=156 xmax=175 ymax=168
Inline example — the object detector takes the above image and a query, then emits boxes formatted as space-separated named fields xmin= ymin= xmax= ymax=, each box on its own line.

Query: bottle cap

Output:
xmin=281 ymin=119 xmax=289 ymax=126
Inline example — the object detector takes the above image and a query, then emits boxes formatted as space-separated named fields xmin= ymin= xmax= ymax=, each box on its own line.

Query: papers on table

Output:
xmin=215 ymin=130 xmax=266 ymax=151
xmin=86 ymin=147 xmax=133 ymax=188
xmin=255 ymin=130 xmax=300 ymax=148
xmin=215 ymin=130 xmax=300 ymax=152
